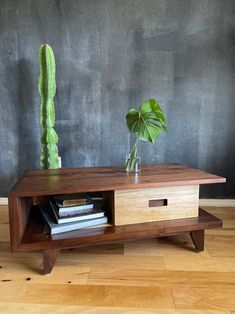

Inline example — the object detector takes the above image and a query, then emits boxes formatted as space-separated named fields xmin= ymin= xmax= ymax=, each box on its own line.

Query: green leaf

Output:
xmin=126 ymin=99 xmax=167 ymax=144
xmin=126 ymin=109 xmax=139 ymax=132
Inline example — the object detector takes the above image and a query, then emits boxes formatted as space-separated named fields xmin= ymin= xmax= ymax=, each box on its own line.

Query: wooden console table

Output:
xmin=8 ymin=164 xmax=225 ymax=274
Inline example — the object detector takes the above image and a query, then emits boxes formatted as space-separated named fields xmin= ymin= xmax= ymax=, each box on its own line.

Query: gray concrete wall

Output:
xmin=0 ymin=0 xmax=234 ymax=197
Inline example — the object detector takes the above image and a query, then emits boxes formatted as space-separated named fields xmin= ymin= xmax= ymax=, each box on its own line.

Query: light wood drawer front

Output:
xmin=114 ymin=185 xmax=199 ymax=225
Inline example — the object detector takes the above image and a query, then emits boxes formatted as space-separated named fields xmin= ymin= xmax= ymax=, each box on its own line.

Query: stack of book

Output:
xmin=39 ymin=194 xmax=107 ymax=235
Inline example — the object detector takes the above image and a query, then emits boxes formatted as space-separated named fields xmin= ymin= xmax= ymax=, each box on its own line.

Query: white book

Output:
xmin=50 ymin=201 xmax=94 ymax=215
xmin=50 ymin=205 xmax=105 ymax=224
xmin=40 ymin=205 xmax=108 ymax=235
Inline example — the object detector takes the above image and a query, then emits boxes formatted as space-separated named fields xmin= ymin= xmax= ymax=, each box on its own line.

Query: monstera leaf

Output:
xmin=125 ymin=99 xmax=167 ymax=172
xmin=126 ymin=99 xmax=167 ymax=143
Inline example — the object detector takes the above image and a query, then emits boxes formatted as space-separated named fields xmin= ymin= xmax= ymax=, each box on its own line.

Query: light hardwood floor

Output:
xmin=0 ymin=204 xmax=235 ymax=313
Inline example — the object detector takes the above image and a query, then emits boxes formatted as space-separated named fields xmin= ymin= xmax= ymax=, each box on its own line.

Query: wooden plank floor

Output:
xmin=0 ymin=204 xmax=235 ymax=313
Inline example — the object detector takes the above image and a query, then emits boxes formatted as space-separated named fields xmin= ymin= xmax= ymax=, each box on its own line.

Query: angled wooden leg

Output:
xmin=190 ymin=230 xmax=205 ymax=252
xmin=43 ymin=248 xmax=60 ymax=275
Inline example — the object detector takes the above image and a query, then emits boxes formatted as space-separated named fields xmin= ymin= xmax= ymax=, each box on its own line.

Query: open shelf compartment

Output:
xmin=19 ymin=207 xmax=222 ymax=252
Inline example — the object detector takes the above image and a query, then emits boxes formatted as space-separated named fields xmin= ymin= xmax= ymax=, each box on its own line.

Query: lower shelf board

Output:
xmin=19 ymin=208 xmax=222 ymax=252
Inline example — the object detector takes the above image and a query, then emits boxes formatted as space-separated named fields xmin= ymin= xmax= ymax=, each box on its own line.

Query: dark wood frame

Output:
xmin=8 ymin=164 xmax=225 ymax=274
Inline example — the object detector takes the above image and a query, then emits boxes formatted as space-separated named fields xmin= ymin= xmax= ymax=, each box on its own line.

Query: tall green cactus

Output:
xmin=38 ymin=44 xmax=59 ymax=169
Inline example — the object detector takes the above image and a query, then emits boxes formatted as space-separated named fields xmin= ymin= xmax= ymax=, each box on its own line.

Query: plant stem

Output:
xmin=125 ymin=137 xmax=139 ymax=172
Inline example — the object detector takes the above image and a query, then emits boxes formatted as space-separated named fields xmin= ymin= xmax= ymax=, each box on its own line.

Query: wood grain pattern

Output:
xmin=0 ymin=302 xmax=230 ymax=314
xmin=1 ymin=204 xmax=235 ymax=312
xmin=0 ymin=283 xmax=175 ymax=308
xmin=164 ymin=255 xmax=235 ymax=272
xmin=203 ymin=206 xmax=235 ymax=230
xmin=8 ymin=197 xmax=32 ymax=252
xmin=190 ymin=230 xmax=205 ymax=251
xmin=88 ymin=268 xmax=235 ymax=289
xmin=43 ymin=248 xmax=60 ymax=275
xmin=114 ymin=185 xmax=199 ymax=225
xmin=123 ymin=236 xmax=211 ymax=257
xmin=19 ymin=208 xmax=221 ymax=252
xmin=205 ymin=235 xmax=235 ymax=257
xmin=172 ymin=286 xmax=235 ymax=310
xmin=0 ymin=304 xmax=230 ymax=314
xmin=9 ymin=164 xmax=225 ymax=197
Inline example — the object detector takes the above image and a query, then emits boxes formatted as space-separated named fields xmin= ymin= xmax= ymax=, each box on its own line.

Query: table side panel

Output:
xmin=8 ymin=196 xmax=32 ymax=252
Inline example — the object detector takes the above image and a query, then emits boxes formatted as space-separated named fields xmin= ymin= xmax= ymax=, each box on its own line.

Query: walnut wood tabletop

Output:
xmin=8 ymin=164 xmax=226 ymax=274
xmin=9 ymin=163 xmax=225 ymax=197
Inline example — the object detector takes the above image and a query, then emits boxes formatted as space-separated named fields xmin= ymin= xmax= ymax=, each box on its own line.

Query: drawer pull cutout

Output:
xmin=149 ymin=199 xmax=168 ymax=207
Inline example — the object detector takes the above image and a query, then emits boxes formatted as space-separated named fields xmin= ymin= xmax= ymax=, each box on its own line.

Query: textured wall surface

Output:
xmin=0 ymin=0 xmax=235 ymax=197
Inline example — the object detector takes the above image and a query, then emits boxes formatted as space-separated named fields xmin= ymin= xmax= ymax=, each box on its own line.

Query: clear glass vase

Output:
xmin=125 ymin=136 xmax=141 ymax=173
